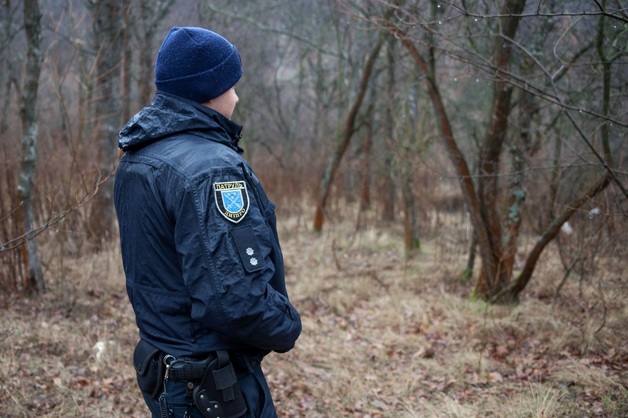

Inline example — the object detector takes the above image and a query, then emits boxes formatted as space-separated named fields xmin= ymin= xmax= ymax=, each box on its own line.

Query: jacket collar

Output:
xmin=184 ymin=95 xmax=244 ymax=153
xmin=119 ymin=92 xmax=244 ymax=153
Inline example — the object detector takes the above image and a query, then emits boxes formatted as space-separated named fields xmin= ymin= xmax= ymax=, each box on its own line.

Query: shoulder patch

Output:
xmin=231 ymin=226 xmax=266 ymax=273
xmin=214 ymin=181 xmax=249 ymax=223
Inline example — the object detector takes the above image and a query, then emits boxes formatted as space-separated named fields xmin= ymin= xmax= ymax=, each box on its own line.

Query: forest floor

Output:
xmin=0 ymin=207 xmax=626 ymax=417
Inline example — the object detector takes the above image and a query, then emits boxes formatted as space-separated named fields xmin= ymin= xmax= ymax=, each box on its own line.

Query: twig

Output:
xmin=554 ymin=257 xmax=580 ymax=299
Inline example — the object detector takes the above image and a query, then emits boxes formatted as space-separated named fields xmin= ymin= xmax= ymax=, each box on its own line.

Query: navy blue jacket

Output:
xmin=114 ymin=92 xmax=301 ymax=359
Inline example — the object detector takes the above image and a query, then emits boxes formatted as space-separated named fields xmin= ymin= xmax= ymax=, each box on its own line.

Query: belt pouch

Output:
xmin=193 ymin=351 xmax=247 ymax=418
xmin=133 ymin=339 xmax=165 ymax=399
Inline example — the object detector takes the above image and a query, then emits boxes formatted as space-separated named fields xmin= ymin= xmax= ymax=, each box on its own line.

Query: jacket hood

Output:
xmin=118 ymin=92 xmax=243 ymax=152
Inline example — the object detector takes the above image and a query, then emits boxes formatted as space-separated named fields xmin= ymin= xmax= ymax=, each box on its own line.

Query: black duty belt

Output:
xmin=166 ymin=355 xmax=216 ymax=381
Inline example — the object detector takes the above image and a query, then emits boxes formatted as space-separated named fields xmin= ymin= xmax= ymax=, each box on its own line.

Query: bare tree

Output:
xmin=86 ymin=0 xmax=127 ymax=246
xmin=0 ymin=0 xmax=19 ymax=135
xmin=17 ymin=0 xmax=44 ymax=294
xmin=369 ymin=0 xmax=624 ymax=302
xmin=380 ymin=35 xmax=397 ymax=222
xmin=131 ymin=0 xmax=174 ymax=107
xmin=313 ymin=34 xmax=385 ymax=231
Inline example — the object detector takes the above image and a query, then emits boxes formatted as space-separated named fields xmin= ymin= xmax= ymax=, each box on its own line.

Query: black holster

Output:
xmin=193 ymin=350 xmax=247 ymax=418
xmin=133 ymin=339 xmax=165 ymax=399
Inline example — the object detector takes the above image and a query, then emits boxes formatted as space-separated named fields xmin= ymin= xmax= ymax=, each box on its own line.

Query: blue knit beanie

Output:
xmin=154 ymin=27 xmax=242 ymax=103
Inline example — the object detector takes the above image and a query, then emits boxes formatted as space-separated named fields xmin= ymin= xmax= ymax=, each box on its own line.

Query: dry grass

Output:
xmin=0 ymin=205 xmax=626 ymax=417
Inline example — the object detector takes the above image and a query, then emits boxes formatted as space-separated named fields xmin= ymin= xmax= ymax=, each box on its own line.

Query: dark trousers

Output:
xmin=141 ymin=363 xmax=278 ymax=418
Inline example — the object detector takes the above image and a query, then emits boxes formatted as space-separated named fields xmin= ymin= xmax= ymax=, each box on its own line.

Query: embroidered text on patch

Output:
xmin=213 ymin=181 xmax=249 ymax=223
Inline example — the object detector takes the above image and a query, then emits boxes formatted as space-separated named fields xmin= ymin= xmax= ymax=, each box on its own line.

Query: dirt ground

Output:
xmin=1 ymin=214 xmax=626 ymax=417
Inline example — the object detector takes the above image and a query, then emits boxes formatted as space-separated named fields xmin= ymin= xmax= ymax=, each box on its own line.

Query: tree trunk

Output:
xmin=502 ymin=88 xmax=536 ymax=282
xmin=400 ymin=93 xmax=423 ymax=256
xmin=87 ymin=0 xmax=126 ymax=246
xmin=380 ymin=35 xmax=396 ymax=223
xmin=17 ymin=0 xmax=44 ymax=294
xmin=313 ymin=35 xmax=384 ymax=231
xmin=120 ymin=2 xmax=132 ymax=123
xmin=134 ymin=1 xmax=174 ymax=106
xmin=474 ymin=0 xmax=527 ymax=298
xmin=494 ymin=6 xmax=621 ymax=303
xmin=401 ymin=162 xmax=420 ymax=254
xmin=393 ymin=0 xmax=526 ymax=300
xmin=360 ymin=118 xmax=372 ymax=212
xmin=0 ymin=0 xmax=16 ymax=135
xmin=396 ymin=33 xmax=496 ymax=290
xmin=494 ymin=173 xmax=612 ymax=303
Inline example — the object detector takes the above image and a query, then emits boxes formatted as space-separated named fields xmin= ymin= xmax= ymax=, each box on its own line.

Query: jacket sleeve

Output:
xmin=174 ymin=165 xmax=301 ymax=353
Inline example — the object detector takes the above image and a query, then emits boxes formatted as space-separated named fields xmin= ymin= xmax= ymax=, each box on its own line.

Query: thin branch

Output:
xmin=442 ymin=1 xmax=628 ymax=24
xmin=554 ymin=257 xmax=580 ymax=298
xmin=0 ymin=168 xmax=115 ymax=253
xmin=205 ymin=3 xmax=341 ymax=57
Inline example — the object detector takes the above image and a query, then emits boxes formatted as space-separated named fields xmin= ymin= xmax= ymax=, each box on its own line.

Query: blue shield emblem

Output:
xmin=213 ymin=181 xmax=249 ymax=223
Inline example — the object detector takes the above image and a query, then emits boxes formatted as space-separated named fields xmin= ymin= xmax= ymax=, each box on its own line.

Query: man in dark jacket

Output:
xmin=114 ymin=27 xmax=301 ymax=418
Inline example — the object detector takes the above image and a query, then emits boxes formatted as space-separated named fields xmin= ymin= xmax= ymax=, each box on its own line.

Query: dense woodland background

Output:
xmin=0 ymin=0 xmax=628 ymax=416
xmin=1 ymin=0 xmax=625 ymax=301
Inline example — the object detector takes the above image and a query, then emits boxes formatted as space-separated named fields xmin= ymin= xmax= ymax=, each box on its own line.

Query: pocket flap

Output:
xmin=133 ymin=339 xmax=161 ymax=377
